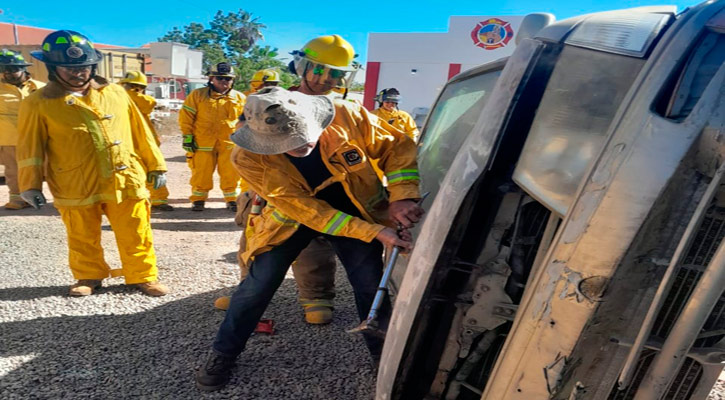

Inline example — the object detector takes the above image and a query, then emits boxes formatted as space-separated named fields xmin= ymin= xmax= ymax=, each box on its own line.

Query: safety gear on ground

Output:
xmin=30 ymin=30 xmax=102 ymax=67
xmin=119 ymin=70 xmax=148 ymax=87
xmin=249 ymin=69 xmax=280 ymax=91
xmin=231 ymin=100 xmax=420 ymax=264
xmin=135 ymin=281 xmax=169 ymax=296
xmin=301 ymin=299 xmax=334 ymax=325
xmin=17 ymin=77 xmax=166 ymax=208
xmin=147 ymin=171 xmax=167 ymax=190
xmin=291 ymin=35 xmax=359 ymax=89
xmin=0 ymin=49 xmax=32 ymax=68
xmin=57 ymin=198 xmax=158 ymax=283
xmin=196 ymin=352 xmax=236 ymax=392
xmin=371 ymin=107 xmax=419 ymax=142
xmin=375 ymin=88 xmax=401 ymax=105
xmin=4 ymin=200 xmax=30 ymax=209
xmin=69 ymin=279 xmax=102 ymax=296
xmin=179 ymin=87 xmax=245 ymax=203
xmin=20 ymin=189 xmax=46 ymax=209
xmin=226 ymin=201 xmax=237 ymax=212
xmin=182 ymin=134 xmax=198 ymax=152
xmin=214 ymin=296 xmax=231 ymax=310
xmin=233 ymin=87 xmax=334 ymax=155
xmin=192 ymin=200 xmax=205 ymax=211
xmin=207 ymin=62 xmax=236 ymax=78
xmin=0 ymin=79 xmax=45 ymax=146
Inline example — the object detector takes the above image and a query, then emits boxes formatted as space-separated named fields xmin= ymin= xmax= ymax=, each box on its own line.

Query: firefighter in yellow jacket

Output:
xmin=196 ymin=87 xmax=424 ymax=391
xmin=0 ymin=49 xmax=44 ymax=210
xmin=179 ymin=62 xmax=245 ymax=212
xmin=119 ymin=71 xmax=173 ymax=211
xmin=371 ymin=88 xmax=419 ymax=142
xmin=17 ymin=30 xmax=169 ymax=297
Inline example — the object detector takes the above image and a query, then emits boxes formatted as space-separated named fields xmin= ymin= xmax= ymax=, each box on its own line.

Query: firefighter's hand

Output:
xmin=375 ymin=227 xmax=412 ymax=252
xmin=147 ymin=171 xmax=167 ymax=190
xmin=20 ymin=189 xmax=46 ymax=210
xmin=389 ymin=200 xmax=425 ymax=229
xmin=182 ymin=134 xmax=198 ymax=153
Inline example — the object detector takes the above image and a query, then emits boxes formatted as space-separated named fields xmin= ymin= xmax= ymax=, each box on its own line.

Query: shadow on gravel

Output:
xmin=149 ymin=221 xmax=239 ymax=232
xmin=0 ymin=203 xmax=59 ymax=218
xmin=0 ymin=283 xmax=377 ymax=399
xmin=165 ymin=155 xmax=187 ymax=163
xmin=0 ymin=286 xmax=68 ymax=301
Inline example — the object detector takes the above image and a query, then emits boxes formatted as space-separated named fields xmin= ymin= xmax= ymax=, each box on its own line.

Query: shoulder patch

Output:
xmin=342 ymin=149 xmax=362 ymax=166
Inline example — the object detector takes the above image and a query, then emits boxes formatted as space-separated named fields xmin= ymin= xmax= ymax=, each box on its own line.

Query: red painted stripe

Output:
xmin=448 ymin=63 xmax=462 ymax=80
xmin=363 ymin=61 xmax=381 ymax=111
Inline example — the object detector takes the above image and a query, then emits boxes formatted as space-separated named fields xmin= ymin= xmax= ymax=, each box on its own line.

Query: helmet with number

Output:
xmin=119 ymin=70 xmax=148 ymax=87
xmin=375 ymin=88 xmax=401 ymax=105
xmin=250 ymin=69 xmax=280 ymax=91
xmin=289 ymin=35 xmax=360 ymax=89
xmin=0 ymin=49 xmax=32 ymax=67
xmin=30 ymin=30 xmax=102 ymax=67
xmin=207 ymin=62 xmax=236 ymax=78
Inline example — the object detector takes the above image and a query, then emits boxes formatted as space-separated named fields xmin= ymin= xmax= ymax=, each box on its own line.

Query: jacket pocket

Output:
xmin=47 ymin=163 xmax=89 ymax=199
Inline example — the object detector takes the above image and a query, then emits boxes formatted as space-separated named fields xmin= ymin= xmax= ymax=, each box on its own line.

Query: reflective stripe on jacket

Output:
xmin=232 ymin=100 xmax=420 ymax=263
xmin=17 ymin=78 xmax=167 ymax=208
xmin=371 ymin=107 xmax=419 ymax=142
xmin=0 ymin=78 xmax=45 ymax=146
xmin=178 ymin=87 xmax=245 ymax=150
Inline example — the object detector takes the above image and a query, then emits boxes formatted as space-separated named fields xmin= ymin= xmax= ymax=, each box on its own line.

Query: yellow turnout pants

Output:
xmin=0 ymin=146 xmax=21 ymax=203
xmin=58 ymin=198 xmax=157 ymax=284
xmin=189 ymin=140 xmax=240 ymax=202
xmin=147 ymin=182 xmax=170 ymax=205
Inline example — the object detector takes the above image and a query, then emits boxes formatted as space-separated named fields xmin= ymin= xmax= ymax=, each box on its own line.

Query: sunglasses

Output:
xmin=311 ymin=64 xmax=347 ymax=79
xmin=214 ymin=76 xmax=233 ymax=81
xmin=57 ymin=65 xmax=92 ymax=73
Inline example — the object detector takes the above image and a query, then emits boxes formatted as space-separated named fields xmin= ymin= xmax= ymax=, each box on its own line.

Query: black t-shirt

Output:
xmin=285 ymin=143 xmax=362 ymax=218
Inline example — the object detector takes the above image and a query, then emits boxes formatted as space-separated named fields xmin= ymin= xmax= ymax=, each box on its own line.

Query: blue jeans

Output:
xmin=212 ymin=225 xmax=390 ymax=358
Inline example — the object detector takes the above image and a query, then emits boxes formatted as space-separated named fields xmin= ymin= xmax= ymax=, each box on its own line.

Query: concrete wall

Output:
xmin=366 ymin=15 xmax=524 ymax=113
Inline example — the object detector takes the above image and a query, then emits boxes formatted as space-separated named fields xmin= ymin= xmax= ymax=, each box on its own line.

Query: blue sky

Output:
xmin=0 ymin=0 xmax=695 ymax=64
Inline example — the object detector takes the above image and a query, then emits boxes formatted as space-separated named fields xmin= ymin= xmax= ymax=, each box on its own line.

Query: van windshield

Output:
xmin=418 ymin=69 xmax=501 ymax=197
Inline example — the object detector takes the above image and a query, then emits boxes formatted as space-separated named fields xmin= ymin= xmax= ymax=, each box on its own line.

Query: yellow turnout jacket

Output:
xmin=17 ymin=78 xmax=166 ymax=208
xmin=126 ymin=89 xmax=158 ymax=140
xmin=0 ymin=78 xmax=45 ymax=146
xmin=371 ymin=107 xmax=419 ymax=142
xmin=178 ymin=87 xmax=246 ymax=150
xmin=232 ymin=100 xmax=421 ymax=263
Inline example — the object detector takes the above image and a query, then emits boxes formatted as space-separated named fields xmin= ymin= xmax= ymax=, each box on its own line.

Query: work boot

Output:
xmin=151 ymin=203 xmax=175 ymax=211
xmin=135 ymin=281 xmax=169 ymax=297
xmin=302 ymin=299 xmax=334 ymax=325
xmin=68 ymin=280 xmax=102 ymax=296
xmin=214 ymin=296 xmax=231 ymax=311
xmin=195 ymin=352 xmax=236 ymax=392
xmin=4 ymin=201 xmax=30 ymax=210
xmin=191 ymin=201 xmax=205 ymax=211
xmin=226 ymin=201 xmax=237 ymax=212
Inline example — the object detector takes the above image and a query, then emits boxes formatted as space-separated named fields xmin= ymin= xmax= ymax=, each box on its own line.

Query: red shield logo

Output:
xmin=471 ymin=18 xmax=514 ymax=50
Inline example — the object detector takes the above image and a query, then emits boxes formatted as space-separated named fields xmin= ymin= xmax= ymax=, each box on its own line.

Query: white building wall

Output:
xmin=367 ymin=15 xmax=524 ymax=114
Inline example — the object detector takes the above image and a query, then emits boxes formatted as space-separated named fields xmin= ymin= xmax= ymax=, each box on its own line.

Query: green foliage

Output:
xmin=158 ymin=9 xmax=299 ymax=91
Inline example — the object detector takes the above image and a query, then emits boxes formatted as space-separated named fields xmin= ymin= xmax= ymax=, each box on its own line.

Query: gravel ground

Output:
xmin=0 ymin=133 xmax=375 ymax=399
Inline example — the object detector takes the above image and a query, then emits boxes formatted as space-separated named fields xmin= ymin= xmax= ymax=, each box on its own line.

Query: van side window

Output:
xmin=418 ymin=69 xmax=501 ymax=192
xmin=656 ymin=32 xmax=725 ymax=120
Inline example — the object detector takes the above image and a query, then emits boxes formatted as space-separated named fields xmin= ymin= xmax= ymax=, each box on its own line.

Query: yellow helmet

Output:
xmin=250 ymin=69 xmax=280 ymax=91
xmin=298 ymin=35 xmax=356 ymax=70
xmin=120 ymin=70 xmax=148 ymax=87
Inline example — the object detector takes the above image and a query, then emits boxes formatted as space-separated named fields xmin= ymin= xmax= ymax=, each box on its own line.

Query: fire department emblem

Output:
xmin=471 ymin=18 xmax=514 ymax=50
xmin=66 ymin=46 xmax=84 ymax=58
xmin=342 ymin=149 xmax=362 ymax=166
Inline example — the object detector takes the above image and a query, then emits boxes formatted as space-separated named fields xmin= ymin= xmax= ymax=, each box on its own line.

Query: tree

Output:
xmin=158 ymin=9 xmax=299 ymax=91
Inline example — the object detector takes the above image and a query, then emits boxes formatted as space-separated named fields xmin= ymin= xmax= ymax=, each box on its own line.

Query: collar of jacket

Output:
xmin=41 ymin=76 xmax=110 ymax=99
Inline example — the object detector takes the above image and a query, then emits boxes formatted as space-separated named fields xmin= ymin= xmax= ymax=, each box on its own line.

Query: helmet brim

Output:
xmin=31 ymin=49 xmax=102 ymax=67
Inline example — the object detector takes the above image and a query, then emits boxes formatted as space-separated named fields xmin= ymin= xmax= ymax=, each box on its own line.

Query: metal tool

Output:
xmin=349 ymin=192 xmax=430 ymax=337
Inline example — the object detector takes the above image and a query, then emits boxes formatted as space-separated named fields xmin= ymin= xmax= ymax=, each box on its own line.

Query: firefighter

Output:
xmin=196 ymin=87 xmax=423 ymax=391
xmin=119 ymin=71 xmax=174 ymax=211
xmin=179 ymin=62 xmax=246 ymax=212
xmin=0 ymin=49 xmax=44 ymax=210
xmin=372 ymin=88 xmax=419 ymax=142
xmin=17 ymin=30 xmax=169 ymax=297
xmin=212 ymin=36 xmax=360 ymax=326
xmin=244 ymin=68 xmax=280 ymax=96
